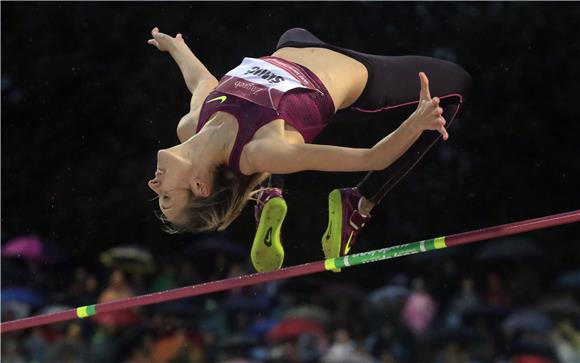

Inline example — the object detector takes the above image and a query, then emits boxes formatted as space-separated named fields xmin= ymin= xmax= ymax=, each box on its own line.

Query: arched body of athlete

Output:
xmin=147 ymin=28 xmax=471 ymax=272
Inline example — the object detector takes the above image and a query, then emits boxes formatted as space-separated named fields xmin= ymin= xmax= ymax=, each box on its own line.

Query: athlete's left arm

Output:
xmin=244 ymin=140 xmax=375 ymax=174
xmin=245 ymin=120 xmax=436 ymax=174
xmin=245 ymin=72 xmax=447 ymax=174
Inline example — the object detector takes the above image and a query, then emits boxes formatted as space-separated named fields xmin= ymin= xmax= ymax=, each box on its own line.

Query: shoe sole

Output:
xmin=251 ymin=197 xmax=287 ymax=272
xmin=321 ymin=189 xmax=342 ymax=273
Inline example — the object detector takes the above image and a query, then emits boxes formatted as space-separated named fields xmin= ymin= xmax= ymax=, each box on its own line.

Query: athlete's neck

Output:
xmin=185 ymin=121 xmax=232 ymax=172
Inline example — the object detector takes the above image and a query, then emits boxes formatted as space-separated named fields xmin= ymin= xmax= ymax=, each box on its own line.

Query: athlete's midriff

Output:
xmin=197 ymin=57 xmax=335 ymax=175
xmin=272 ymin=47 xmax=368 ymax=110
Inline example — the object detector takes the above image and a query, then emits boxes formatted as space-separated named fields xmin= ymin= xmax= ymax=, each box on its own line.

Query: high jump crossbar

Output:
xmin=1 ymin=210 xmax=578 ymax=334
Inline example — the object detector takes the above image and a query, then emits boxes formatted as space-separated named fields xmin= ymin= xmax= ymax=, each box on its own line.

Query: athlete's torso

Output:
xmin=196 ymin=48 xmax=368 ymax=175
xmin=197 ymin=56 xmax=335 ymax=174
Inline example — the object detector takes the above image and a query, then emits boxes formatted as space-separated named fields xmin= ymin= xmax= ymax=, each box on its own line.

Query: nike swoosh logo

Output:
xmin=344 ymin=232 xmax=354 ymax=255
xmin=206 ymin=95 xmax=227 ymax=104
xmin=264 ymin=227 xmax=273 ymax=247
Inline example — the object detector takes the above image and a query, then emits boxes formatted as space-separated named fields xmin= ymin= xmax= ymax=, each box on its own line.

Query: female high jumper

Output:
xmin=147 ymin=27 xmax=471 ymax=272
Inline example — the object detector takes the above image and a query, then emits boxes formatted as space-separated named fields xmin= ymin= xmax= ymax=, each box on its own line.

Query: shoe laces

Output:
xmin=256 ymin=188 xmax=283 ymax=207
xmin=349 ymin=209 xmax=370 ymax=231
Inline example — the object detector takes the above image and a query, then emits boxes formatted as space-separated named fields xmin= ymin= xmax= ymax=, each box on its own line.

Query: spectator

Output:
xmin=1 ymin=337 xmax=25 ymax=363
xmin=401 ymin=278 xmax=438 ymax=337
xmin=322 ymin=329 xmax=374 ymax=363
xmin=67 ymin=266 xmax=99 ymax=306
xmin=44 ymin=322 xmax=88 ymax=363
xmin=445 ymin=277 xmax=481 ymax=328
xmin=485 ymin=273 xmax=511 ymax=307
xmin=93 ymin=270 xmax=140 ymax=328
xmin=22 ymin=328 xmax=48 ymax=363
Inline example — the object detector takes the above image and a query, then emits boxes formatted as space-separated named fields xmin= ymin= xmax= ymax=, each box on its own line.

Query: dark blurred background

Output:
xmin=2 ymin=2 xmax=580 ymax=363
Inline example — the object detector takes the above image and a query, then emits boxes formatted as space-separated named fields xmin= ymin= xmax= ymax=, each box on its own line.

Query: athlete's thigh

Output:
xmin=355 ymin=55 xmax=471 ymax=110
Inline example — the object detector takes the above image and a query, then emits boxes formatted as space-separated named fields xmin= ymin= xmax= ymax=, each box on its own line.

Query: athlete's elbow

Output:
xmin=369 ymin=160 xmax=390 ymax=171
xmin=195 ymin=77 xmax=218 ymax=91
xmin=177 ymin=116 xmax=195 ymax=142
xmin=364 ymin=149 xmax=384 ymax=171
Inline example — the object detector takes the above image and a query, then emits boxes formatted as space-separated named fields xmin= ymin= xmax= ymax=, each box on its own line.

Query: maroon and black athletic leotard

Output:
xmin=196 ymin=57 xmax=335 ymax=175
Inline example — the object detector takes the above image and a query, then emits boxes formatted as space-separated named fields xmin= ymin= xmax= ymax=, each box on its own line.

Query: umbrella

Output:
xmin=282 ymin=305 xmax=331 ymax=324
xmin=266 ymin=319 xmax=325 ymax=343
xmin=502 ymin=309 xmax=553 ymax=333
xmin=2 ymin=236 xmax=43 ymax=259
xmin=247 ymin=318 xmax=279 ymax=337
xmin=99 ymin=246 xmax=155 ymax=274
xmin=368 ymin=285 xmax=410 ymax=308
xmin=476 ymin=237 xmax=543 ymax=261
xmin=555 ymin=270 xmax=580 ymax=290
xmin=1 ymin=235 xmax=62 ymax=263
xmin=1 ymin=287 xmax=45 ymax=307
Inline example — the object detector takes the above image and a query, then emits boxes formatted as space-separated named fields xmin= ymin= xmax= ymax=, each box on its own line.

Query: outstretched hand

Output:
xmin=147 ymin=27 xmax=185 ymax=52
xmin=411 ymin=72 xmax=448 ymax=140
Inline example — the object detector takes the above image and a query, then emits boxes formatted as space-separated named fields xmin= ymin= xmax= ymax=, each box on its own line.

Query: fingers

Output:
xmin=148 ymin=27 xmax=161 ymax=48
xmin=432 ymin=106 xmax=443 ymax=117
xmin=439 ymin=126 xmax=449 ymax=140
xmin=437 ymin=116 xmax=448 ymax=140
xmin=149 ymin=27 xmax=184 ymax=45
xmin=149 ymin=27 xmax=181 ymax=50
xmin=151 ymin=27 xmax=170 ymax=40
xmin=419 ymin=72 xmax=431 ymax=101
xmin=431 ymin=96 xmax=440 ymax=107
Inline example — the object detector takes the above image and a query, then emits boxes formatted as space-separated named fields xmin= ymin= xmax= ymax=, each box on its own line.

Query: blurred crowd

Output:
xmin=2 ymin=234 xmax=579 ymax=363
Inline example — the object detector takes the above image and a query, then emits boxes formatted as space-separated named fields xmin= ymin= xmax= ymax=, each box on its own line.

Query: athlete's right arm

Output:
xmin=148 ymin=27 xmax=218 ymax=142
xmin=176 ymin=79 xmax=217 ymax=142
xmin=148 ymin=27 xmax=218 ymax=92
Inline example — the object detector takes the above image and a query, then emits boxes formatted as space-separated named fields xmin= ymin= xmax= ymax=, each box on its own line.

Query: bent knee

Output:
xmin=276 ymin=28 xmax=323 ymax=50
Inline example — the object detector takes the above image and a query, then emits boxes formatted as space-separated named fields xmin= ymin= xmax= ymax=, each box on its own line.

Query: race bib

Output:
xmin=215 ymin=57 xmax=323 ymax=111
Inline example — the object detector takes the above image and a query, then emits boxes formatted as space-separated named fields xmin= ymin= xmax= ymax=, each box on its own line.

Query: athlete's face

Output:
xmin=148 ymin=148 xmax=208 ymax=222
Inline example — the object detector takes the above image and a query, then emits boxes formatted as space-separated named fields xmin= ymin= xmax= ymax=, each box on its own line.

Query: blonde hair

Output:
xmin=159 ymin=164 xmax=268 ymax=233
